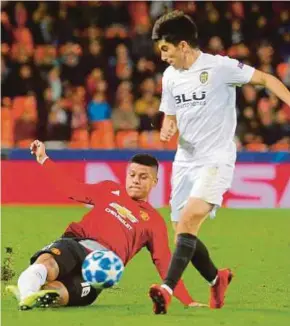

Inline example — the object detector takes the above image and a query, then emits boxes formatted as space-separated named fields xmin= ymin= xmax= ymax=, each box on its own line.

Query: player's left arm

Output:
xmin=41 ymin=159 xmax=104 ymax=205
xmin=249 ymin=69 xmax=290 ymax=106
xmin=221 ymin=56 xmax=290 ymax=106
xmin=30 ymin=140 xmax=104 ymax=205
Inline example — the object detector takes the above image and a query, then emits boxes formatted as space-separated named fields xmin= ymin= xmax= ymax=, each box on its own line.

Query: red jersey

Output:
xmin=42 ymin=159 xmax=194 ymax=305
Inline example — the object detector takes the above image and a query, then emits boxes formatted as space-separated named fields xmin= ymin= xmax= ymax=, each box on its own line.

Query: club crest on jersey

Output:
xmin=109 ymin=203 xmax=138 ymax=223
xmin=200 ymin=71 xmax=208 ymax=84
xmin=140 ymin=210 xmax=149 ymax=221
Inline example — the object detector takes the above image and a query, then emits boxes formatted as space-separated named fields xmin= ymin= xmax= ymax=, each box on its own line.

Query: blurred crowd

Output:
xmin=1 ymin=1 xmax=290 ymax=151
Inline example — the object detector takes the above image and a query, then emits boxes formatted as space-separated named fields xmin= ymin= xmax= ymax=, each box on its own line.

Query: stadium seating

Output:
xmin=1 ymin=1 xmax=289 ymax=151
xmin=163 ymin=133 xmax=179 ymax=150
xmin=139 ymin=131 xmax=164 ymax=149
xmin=1 ymin=108 xmax=14 ymax=148
xmin=245 ymin=143 xmax=268 ymax=152
xmin=116 ymin=131 xmax=139 ymax=149
xmin=16 ymin=139 xmax=34 ymax=148
xmin=69 ymin=129 xmax=90 ymax=149
xmin=90 ymin=120 xmax=115 ymax=149
xmin=270 ymin=142 xmax=290 ymax=152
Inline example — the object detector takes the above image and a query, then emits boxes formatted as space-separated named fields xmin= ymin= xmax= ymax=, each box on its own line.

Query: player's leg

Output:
xmin=40 ymin=274 xmax=101 ymax=308
xmin=9 ymin=276 xmax=100 ymax=310
xmin=150 ymin=164 xmax=199 ymax=313
xmin=172 ymin=208 xmax=218 ymax=285
xmin=165 ymin=165 xmax=234 ymax=308
xmin=150 ymin=164 xmax=233 ymax=313
xmin=55 ymin=272 xmax=102 ymax=307
xmin=41 ymin=281 xmax=69 ymax=306
xmin=6 ymin=284 xmax=61 ymax=310
xmin=9 ymin=273 xmax=101 ymax=310
xmin=17 ymin=253 xmax=58 ymax=303
xmin=16 ymin=238 xmax=88 ymax=309
xmin=163 ymin=197 xmax=215 ymax=291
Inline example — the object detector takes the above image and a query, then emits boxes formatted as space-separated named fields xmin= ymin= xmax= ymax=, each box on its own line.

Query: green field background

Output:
xmin=1 ymin=206 xmax=290 ymax=326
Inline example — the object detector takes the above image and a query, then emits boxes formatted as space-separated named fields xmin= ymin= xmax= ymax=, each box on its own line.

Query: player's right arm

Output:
xmin=160 ymin=115 xmax=177 ymax=142
xmin=30 ymin=140 xmax=102 ymax=204
xmin=159 ymin=69 xmax=178 ymax=142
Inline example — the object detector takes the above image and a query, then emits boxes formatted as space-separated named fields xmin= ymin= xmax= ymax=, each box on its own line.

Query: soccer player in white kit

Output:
xmin=149 ymin=11 xmax=290 ymax=314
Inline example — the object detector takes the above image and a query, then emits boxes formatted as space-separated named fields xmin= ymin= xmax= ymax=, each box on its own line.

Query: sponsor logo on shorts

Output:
xmin=50 ymin=248 xmax=61 ymax=255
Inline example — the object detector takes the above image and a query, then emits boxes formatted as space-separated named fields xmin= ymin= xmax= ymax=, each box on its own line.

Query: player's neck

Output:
xmin=130 ymin=194 xmax=147 ymax=202
xmin=182 ymin=48 xmax=201 ymax=70
xmin=136 ymin=198 xmax=147 ymax=202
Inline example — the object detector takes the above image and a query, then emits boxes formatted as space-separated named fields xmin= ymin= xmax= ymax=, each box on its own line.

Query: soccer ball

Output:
xmin=81 ymin=249 xmax=124 ymax=289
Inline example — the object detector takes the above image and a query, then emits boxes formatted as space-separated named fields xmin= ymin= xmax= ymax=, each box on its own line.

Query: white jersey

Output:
xmin=160 ymin=52 xmax=255 ymax=166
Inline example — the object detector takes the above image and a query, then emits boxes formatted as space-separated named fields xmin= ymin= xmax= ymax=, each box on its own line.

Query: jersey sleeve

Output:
xmin=159 ymin=69 xmax=176 ymax=115
xmin=41 ymin=159 xmax=112 ymax=205
xmin=219 ymin=56 xmax=255 ymax=86
xmin=147 ymin=216 xmax=194 ymax=305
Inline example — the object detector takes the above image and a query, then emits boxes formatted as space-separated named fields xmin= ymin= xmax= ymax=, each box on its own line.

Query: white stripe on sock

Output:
xmin=161 ymin=284 xmax=173 ymax=295
xmin=210 ymin=275 xmax=218 ymax=286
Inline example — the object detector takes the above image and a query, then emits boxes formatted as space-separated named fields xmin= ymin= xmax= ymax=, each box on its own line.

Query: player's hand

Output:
xmin=30 ymin=140 xmax=48 ymax=164
xmin=187 ymin=301 xmax=209 ymax=308
xmin=160 ymin=120 xmax=177 ymax=142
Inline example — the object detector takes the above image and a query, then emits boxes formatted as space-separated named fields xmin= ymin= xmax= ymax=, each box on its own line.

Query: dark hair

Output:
xmin=130 ymin=154 xmax=159 ymax=171
xmin=152 ymin=10 xmax=198 ymax=48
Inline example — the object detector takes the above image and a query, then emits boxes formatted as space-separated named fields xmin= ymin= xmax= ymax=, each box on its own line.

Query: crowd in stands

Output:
xmin=1 ymin=1 xmax=290 ymax=151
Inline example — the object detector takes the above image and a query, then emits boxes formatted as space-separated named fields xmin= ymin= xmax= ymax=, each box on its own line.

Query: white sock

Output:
xmin=210 ymin=275 xmax=219 ymax=286
xmin=161 ymin=284 xmax=173 ymax=295
xmin=17 ymin=264 xmax=48 ymax=300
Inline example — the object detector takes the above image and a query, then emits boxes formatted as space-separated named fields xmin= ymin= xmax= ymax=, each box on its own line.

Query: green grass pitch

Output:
xmin=1 ymin=206 xmax=290 ymax=326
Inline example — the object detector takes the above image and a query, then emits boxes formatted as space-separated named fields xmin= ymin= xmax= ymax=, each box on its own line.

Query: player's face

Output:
xmin=126 ymin=163 xmax=158 ymax=200
xmin=157 ymin=40 xmax=185 ymax=69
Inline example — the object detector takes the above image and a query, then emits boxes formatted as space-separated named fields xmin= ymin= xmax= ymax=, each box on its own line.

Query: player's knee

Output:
xmin=185 ymin=198 xmax=213 ymax=220
xmin=191 ymin=208 xmax=209 ymax=220
xmin=179 ymin=218 xmax=199 ymax=233
xmin=178 ymin=203 xmax=212 ymax=234
xmin=34 ymin=253 xmax=59 ymax=281
xmin=185 ymin=209 xmax=206 ymax=227
xmin=180 ymin=209 xmax=206 ymax=228
xmin=42 ymin=281 xmax=69 ymax=306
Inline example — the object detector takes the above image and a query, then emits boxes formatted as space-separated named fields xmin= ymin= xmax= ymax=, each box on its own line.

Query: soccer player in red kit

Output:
xmin=7 ymin=140 xmax=203 ymax=311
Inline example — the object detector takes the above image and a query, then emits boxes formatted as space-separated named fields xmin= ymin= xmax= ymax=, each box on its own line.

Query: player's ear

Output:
xmin=179 ymin=41 xmax=187 ymax=52
xmin=152 ymin=167 xmax=158 ymax=186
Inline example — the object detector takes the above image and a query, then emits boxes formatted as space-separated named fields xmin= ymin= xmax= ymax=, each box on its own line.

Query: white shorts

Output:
xmin=170 ymin=163 xmax=234 ymax=222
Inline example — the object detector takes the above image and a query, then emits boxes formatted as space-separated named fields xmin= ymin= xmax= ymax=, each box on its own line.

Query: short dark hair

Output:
xmin=130 ymin=154 xmax=159 ymax=171
xmin=152 ymin=10 xmax=198 ymax=48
